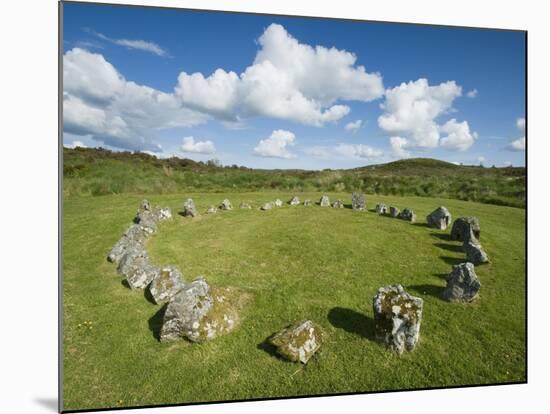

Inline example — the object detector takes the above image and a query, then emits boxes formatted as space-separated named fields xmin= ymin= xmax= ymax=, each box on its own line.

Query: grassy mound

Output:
xmin=63 ymin=192 xmax=525 ymax=410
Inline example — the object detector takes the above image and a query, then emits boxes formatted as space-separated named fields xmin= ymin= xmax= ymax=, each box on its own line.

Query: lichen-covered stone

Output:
xmin=289 ymin=196 xmax=300 ymax=206
xmin=274 ymin=199 xmax=283 ymax=207
xmin=220 ymin=199 xmax=233 ymax=210
xmin=320 ymin=195 xmax=330 ymax=207
xmin=239 ymin=202 xmax=252 ymax=209
xmin=205 ymin=205 xmax=218 ymax=214
xmin=451 ymin=217 xmax=481 ymax=241
xmin=303 ymin=199 xmax=312 ymax=206
xmin=442 ymin=262 xmax=481 ymax=302
xmin=107 ymin=224 xmax=145 ymax=264
xmin=183 ymin=198 xmax=199 ymax=217
xmin=135 ymin=207 xmax=158 ymax=234
xmin=426 ymin=206 xmax=452 ymax=230
xmin=376 ymin=203 xmax=388 ymax=215
xmin=140 ymin=199 xmax=151 ymax=211
xmin=148 ymin=266 xmax=186 ymax=304
xmin=159 ymin=278 xmax=243 ymax=343
xmin=464 ymin=240 xmax=490 ymax=265
xmin=156 ymin=207 xmax=172 ymax=221
xmin=261 ymin=202 xmax=274 ymax=211
xmin=351 ymin=192 xmax=366 ymax=210
xmin=373 ymin=284 xmax=423 ymax=354
xmin=118 ymin=245 xmax=160 ymax=289
xmin=268 ymin=320 xmax=322 ymax=364
xmin=389 ymin=206 xmax=400 ymax=218
xmin=400 ymin=208 xmax=416 ymax=223
xmin=332 ymin=200 xmax=344 ymax=208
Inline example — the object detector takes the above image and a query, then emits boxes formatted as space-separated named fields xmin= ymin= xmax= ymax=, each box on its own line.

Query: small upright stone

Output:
xmin=451 ymin=217 xmax=481 ymax=241
xmin=351 ymin=192 xmax=366 ymax=211
xmin=389 ymin=206 xmax=400 ymax=218
xmin=376 ymin=203 xmax=388 ymax=215
xmin=303 ymin=199 xmax=312 ymax=206
xmin=261 ymin=202 xmax=274 ymax=211
xmin=148 ymin=266 xmax=186 ymax=304
xmin=140 ymin=199 xmax=151 ymax=211
xmin=442 ymin=262 xmax=481 ymax=302
xmin=373 ymin=284 xmax=423 ymax=354
xmin=274 ymin=199 xmax=283 ymax=207
xmin=239 ymin=202 xmax=252 ymax=209
xmin=426 ymin=206 xmax=452 ymax=230
xmin=268 ymin=320 xmax=322 ymax=364
xmin=183 ymin=198 xmax=199 ymax=217
xmin=135 ymin=201 xmax=159 ymax=234
xmin=400 ymin=208 xmax=416 ymax=223
xmin=320 ymin=195 xmax=330 ymax=207
xmin=289 ymin=196 xmax=301 ymax=206
xmin=205 ymin=205 xmax=218 ymax=214
xmin=219 ymin=199 xmax=233 ymax=210
xmin=332 ymin=200 xmax=344 ymax=208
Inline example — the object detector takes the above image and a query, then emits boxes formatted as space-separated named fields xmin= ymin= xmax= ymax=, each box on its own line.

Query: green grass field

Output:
xmin=63 ymin=192 xmax=526 ymax=411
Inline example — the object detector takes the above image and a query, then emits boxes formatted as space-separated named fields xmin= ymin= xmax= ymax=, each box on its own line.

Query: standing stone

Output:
xmin=320 ymin=195 xmax=330 ymax=207
xmin=219 ymin=199 xmax=233 ymax=210
xmin=289 ymin=196 xmax=301 ymax=206
xmin=156 ymin=207 xmax=172 ymax=221
xmin=118 ymin=245 xmax=160 ymax=289
xmin=183 ymin=198 xmax=199 ymax=217
xmin=373 ymin=284 xmax=423 ymax=354
xmin=351 ymin=192 xmax=366 ymax=211
xmin=107 ymin=224 xmax=145 ymax=264
xmin=389 ymin=206 xmax=400 ymax=218
xmin=239 ymin=202 xmax=252 ymax=209
xmin=442 ymin=262 xmax=481 ymax=302
xmin=140 ymin=199 xmax=151 ymax=211
xmin=205 ymin=205 xmax=218 ymax=214
xmin=274 ymin=199 xmax=283 ymax=207
xmin=268 ymin=320 xmax=322 ymax=364
xmin=451 ymin=217 xmax=481 ymax=241
xmin=149 ymin=266 xmax=186 ymax=304
xmin=463 ymin=227 xmax=489 ymax=265
xmin=426 ymin=206 xmax=452 ymax=230
xmin=135 ymin=204 xmax=159 ymax=234
xmin=261 ymin=202 xmax=274 ymax=211
xmin=376 ymin=203 xmax=388 ymax=215
xmin=159 ymin=278 xmax=240 ymax=343
xmin=332 ymin=200 xmax=344 ymax=208
xmin=303 ymin=199 xmax=312 ymax=206
xmin=400 ymin=208 xmax=416 ymax=223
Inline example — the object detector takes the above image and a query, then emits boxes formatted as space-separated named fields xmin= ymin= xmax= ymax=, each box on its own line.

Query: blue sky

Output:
xmin=62 ymin=2 xmax=526 ymax=169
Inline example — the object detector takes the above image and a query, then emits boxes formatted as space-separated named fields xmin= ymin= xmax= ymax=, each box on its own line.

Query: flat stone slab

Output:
xmin=426 ymin=206 xmax=452 ymax=230
xmin=442 ymin=262 xmax=481 ymax=302
xmin=373 ymin=284 xmax=423 ymax=354
xmin=268 ymin=320 xmax=322 ymax=364
xmin=149 ymin=266 xmax=186 ymax=304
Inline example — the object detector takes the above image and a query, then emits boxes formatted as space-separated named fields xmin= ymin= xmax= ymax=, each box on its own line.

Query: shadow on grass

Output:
xmin=433 ymin=242 xmax=463 ymax=253
xmin=327 ymin=307 xmax=375 ymax=340
xmin=408 ymin=284 xmax=445 ymax=301
xmin=433 ymin=272 xmax=449 ymax=280
xmin=256 ymin=334 xmax=288 ymax=362
xmin=440 ymin=256 xmax=465 ymax=266
xmin=430 ymin=233 xmax=453 ymax=241
xmin=148 ymin=304 xmax=167 ymax=341
xmin=412 ymin=222 xmax=430 ymax=228
xmin=144 ymin=287 xmax=156 ymax=304
xmin=121 ymin=279 xmax=131 ymax=289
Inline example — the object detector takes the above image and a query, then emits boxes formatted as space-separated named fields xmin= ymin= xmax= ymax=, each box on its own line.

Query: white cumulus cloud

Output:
xmin=175 ymin=23 xmax=383 ymax=126
xmin=334 ymin=143 xmax=383 ymax=159
xmin=378 ymin=78 xmax=463 ymax=148
xmin=507 ymin=137 xmax=526 ymax=151
xmin=389 ymin=136 xmax=411 ymax=158
xmin=180 ymin=136 xmax=216 ymax=154
xmin=344 ymin=120 xmax=363 ymax=132
xmin=439 ymin=119 xmax=476 ymax=151
xmin=253 ymin=129 xmax=297 ymax=159
xmin=466 ymin=89 xmax=478 ymax=98
xmin=516 ymin=117 xmax=525 ymax=130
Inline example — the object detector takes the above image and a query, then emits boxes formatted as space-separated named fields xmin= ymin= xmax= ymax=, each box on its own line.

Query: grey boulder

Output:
xmin=376 ymin=203 xmax=388 ymax=215
xmin=239 ymin=202 xmax=252 ymax=209
xmin=289 ymin=196 xmax=301 ymax=206
xmin=442 ymin=262 xmax=481 ymax=302
xmin=274 ymin=199 xmax=283 ymax=207
xmin=389 ymin=206 xmax=400 ymax=218
xmin=268 ymin=320 xmax=322 ymax=364
xmin=183 ymin=198 xmax=199 ymax=217
xmin=332 ymin=200 xmax=344 ymax=208
xmin=451 ymin=217 xmax=481 ymax=241
xmin=261 ymin=202 xmax=274 ymax=211
xmin=303 ymin=199 xmax=312 ymax=206
xmin=426 ymin=206 xmax=452 ymax=230
xmin=373 ymin=284 xmax=423 ymax=354
xmin=149 ymin=266 xmax=186 ymax=304
xmin=205 ymin=205 xmax=218 ymax=214
xmin=107 ymin=224 xmax=145 ymax=264
xmin=220 ymin=199 xmax=233 ymax=210
xmin=118 ymin=246 xmax=160 ymax=289
xmin=320 ymin=195 xmax=330 ymax=207
xmin=400 ymin=208 xmax=416 ymax=223
xmin=351 ymin=192 xmax=366 ymax=211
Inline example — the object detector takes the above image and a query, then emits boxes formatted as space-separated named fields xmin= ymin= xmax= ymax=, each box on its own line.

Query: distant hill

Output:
xmin=62 ymin=147 xmax=525 ymax=208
